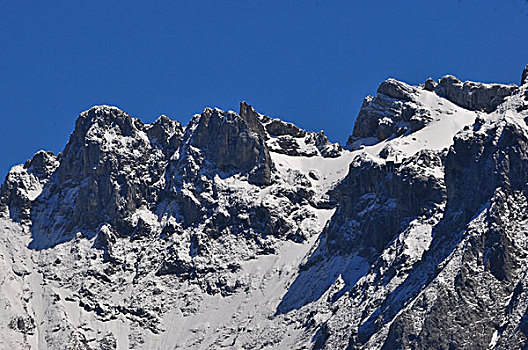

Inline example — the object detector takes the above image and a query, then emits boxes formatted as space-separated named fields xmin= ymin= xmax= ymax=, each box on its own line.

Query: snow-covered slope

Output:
xmin=2 ymin=66 xmax=528 ymax=349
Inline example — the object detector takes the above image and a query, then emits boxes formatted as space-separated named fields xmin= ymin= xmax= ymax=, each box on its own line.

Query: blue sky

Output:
xmin=1 ymin=1 xmax=528 ymax=178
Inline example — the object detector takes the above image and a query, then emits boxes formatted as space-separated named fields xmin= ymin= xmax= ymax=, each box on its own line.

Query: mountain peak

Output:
xmin=74 ymin=105 xmax=141 ymax=138
xmin=3 ymin=67 xmax=528 ymax=349
xmin=376 ymin=78 xmax=417 ymax=100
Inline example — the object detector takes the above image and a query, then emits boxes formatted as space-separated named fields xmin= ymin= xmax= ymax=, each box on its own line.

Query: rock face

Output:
xmin=522 ymin=65 xmax=528 ymax=86
xmin=434 ymin=75 xmax=518 ymax=113
xmin=347 ymin=79 xmax=434 ymax=148
xmin=376 ymin=117 xmax=528 ymax=349
xmin=262 ymin=118 xmax=342 ymax=158
xmin=29 ymin=106 xmax=179 ymax=247
xmin=1 ymin=66 xmax=528 ymax=349
xmin=0 ymin=150 xmax=59 ymax=223
xmin=308 ymin=70 xmax=528 ymax=350
xmin=348 ymin=74 xmax=518 ymax=149
xmin=325 ymin=149 xmax=445 ymax=256
xmin=176 ymin=106 xmax=272 ymax=186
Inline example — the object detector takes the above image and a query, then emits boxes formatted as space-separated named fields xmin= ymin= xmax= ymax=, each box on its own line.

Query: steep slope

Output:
xmin=0 ymin=102 xmax=344 ymax=349
xmin=1 ymin=66 xmax=528 ymax=349
xmin=308 ymin=69 xmax=528 ymax=349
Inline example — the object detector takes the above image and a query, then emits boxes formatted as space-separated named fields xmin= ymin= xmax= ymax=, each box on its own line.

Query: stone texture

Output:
xmin=374 ymin=117 xmax=528 ymax=349
xmin=435 ymin=75 xmax=518 ymax=112
xmin=29 ymin=106 xmax=173 ymax=246
xmin=424 ymin=77 xmax=437 ymax=91
xmin=347 ymin=80 xmax=433 ymax=147
xmin=2 ymin=65 xmax=528 ymax=350
xmin=265 ymin=119 xmax=307 ymax=138
xmin=177 ymin=106 xmax=272 ymax=186
xmin=377 ymin=78 xmax=417 ymax=101
xmin=0 ymin=150 xmax=58 ymax=223
xmin=522 ymin=65 xmax=528 ymax=85
xmin=325 ymin=149 xmax=445 ymax=256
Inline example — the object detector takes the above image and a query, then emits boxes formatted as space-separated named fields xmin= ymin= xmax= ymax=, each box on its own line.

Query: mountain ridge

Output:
xmin=1 ymin=66 xmax=528 ymax=349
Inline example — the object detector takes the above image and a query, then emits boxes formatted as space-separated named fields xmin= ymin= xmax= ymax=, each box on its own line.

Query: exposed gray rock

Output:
xmin=98 ymin=332 xmax=117 ymax=350
xmin=378 ymin=144 xmax=402 ymax=160
xmin=424 ymin=77 xmax=437 ymax=91
xmin=2 ymin=65 xmax=528 ymax=350
xmin=325 ymin=149 xmax=445 ymax=256
xmin=311 ymin=84 xmax=528 ymax=348
xmin=8 ymin=315 xmax=35 ymax=335
xmin=29 ymin=106 xmax=172 ymax=247
xmin=522 ymin=65 xmax=528 ymax=85
xmin=265 ymin=119 xmax=306 ymax=138
xmin=258 ymin=111 xmax=343 ymax=158
xmin=176 ymin=106 xmax=272 ymax=186
xmin=239 ymin=101 xmax=268 ymax=139
xmin=347 ymin=80 xmax=433 ymax=148
xmin=145 ymin=115 xmax=184 ymax=157
xmin=0 ymin=150 xmax=58 ymax=223
xmin=373 ymin=116 xmax=528 ymax=349
xmin=377 ymin=78 xmax=416 ymax=101
xmin=305 ymin=131 xmax=343 ymax=158
xmin=435 ymin=74 xmax=518 ymax=112
xmin=9 ymin=102 xmax=328 ymax=315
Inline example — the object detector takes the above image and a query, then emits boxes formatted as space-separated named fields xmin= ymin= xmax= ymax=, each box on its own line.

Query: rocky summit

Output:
xmin=1 ymin=66 xmax=528 ymax=349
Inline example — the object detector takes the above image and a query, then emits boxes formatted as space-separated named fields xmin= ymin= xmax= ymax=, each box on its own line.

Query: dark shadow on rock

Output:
xmin=355 ymin=205 xmax=488 ymax=346
xmin=518 ymin=305 xmax=528 ymax=350
xmin=276 ymin=233 xmax=369 ymax=315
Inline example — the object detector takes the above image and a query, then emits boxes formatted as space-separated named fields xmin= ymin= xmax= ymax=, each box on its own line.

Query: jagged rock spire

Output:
xmin=522 ymin=64 xmax=528 ymax=85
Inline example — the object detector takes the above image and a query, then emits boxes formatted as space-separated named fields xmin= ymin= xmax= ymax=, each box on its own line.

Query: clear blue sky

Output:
xmin=1 ymin=1 xmax=528 ymax=179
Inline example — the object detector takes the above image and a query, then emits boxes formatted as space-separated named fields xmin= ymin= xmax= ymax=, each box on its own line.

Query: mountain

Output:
xmin=1 ymin=66 xmax=528 ymax=349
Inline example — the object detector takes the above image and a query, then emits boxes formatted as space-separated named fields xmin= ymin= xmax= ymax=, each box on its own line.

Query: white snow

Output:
xmin=363 ymin=89 xmax=477 ymax=159
xmin=0 ymin=80 xmax=507 ymax=349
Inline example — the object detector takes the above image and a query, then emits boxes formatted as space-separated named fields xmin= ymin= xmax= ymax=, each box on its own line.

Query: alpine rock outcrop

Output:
xmin=1 ymin=66 xmax=528 ymax=349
